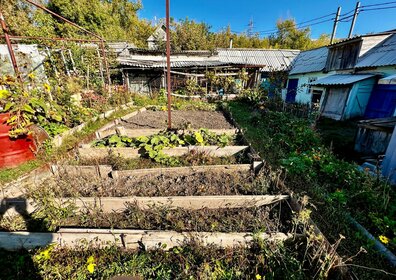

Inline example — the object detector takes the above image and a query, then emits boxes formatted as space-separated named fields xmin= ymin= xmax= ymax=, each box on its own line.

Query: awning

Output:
xmin=309 ymin=74 xmax=375 ymax=86
xmin=379 ymin=74 xmax=396 ymax=85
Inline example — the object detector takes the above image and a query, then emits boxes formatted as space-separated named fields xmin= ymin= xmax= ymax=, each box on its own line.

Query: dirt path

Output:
xmin=121 ymin=110 xmax=235 ymax=129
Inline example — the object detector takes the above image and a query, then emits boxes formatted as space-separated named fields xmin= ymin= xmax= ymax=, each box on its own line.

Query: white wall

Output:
xmin=287 ymin=72 xmax=329 ymax=104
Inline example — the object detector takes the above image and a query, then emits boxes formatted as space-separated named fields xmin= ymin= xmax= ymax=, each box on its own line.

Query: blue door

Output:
xmin=286 ymin=79 xmax=298 ymax=103
xmin=364 ymin=84 xmax=396 ymax=118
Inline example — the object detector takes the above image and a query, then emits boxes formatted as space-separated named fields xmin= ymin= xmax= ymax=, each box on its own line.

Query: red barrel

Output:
xmin=0 ymin=113 xmax=36 ymax=169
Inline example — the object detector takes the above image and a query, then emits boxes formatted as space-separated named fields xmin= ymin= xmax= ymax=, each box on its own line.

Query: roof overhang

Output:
xmin=379 ymin=74 xmax=396 ymax=85
xmin=309 ymin=74 xmax=376 ymax=86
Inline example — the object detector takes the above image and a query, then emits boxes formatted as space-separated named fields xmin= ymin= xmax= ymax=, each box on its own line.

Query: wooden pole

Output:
xmin=348 ymin=2 xmax=361 ymax=38
xmin=330 ymin=7 xmax=341 ymax=44
xmin=166 ymin=0 xmax=172 ymax=129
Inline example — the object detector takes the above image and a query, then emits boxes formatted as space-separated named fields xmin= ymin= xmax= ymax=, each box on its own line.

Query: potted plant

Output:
xmin=0 ymin=75 xmax=63 ymax=168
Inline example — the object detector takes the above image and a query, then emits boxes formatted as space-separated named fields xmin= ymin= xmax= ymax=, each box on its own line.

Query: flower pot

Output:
xmin=0 ymin=113 xmax=36 ymax=169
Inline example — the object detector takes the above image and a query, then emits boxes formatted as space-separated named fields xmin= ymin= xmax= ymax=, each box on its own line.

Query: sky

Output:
xmin=138 ymin=0 xmax=396 ymax=39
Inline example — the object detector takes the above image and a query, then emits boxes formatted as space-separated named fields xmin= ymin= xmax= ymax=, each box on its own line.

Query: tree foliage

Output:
xmin=0 ymin=1 xmax=329 ymax=51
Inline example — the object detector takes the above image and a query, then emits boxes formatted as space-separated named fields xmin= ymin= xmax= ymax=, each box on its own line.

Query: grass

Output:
xmin=0 ymin=159 xmax=43 ymax=185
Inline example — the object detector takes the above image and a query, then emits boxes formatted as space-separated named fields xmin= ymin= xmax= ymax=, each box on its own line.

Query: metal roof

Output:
xmin=309 ymin=74 xmax=375 ymax=86
xmin=217 ymin=48 xmax=300 ymax=71
xmin=118 ymin=59 xmax=228 ymax=69
xmin=379 ymin=74 xmax=396 ymax=85
xmin=355 ymin=34 xmax=396 ymax=68
xmin=289 ymin=47 xmax=328 ymax=75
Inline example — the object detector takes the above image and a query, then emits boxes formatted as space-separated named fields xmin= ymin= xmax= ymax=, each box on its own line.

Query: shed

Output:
xmin=382 ymin=124 xmax=396 ymax=185
xmin=354 ymin=34 xmax=396 ymax=118
xmin=310 ymin=74 xmax=377 ymax=120
xmin=354 ymin=117 xmax=396 ymax=155
xmin=286 ymin=46 xmax=329 ymax=104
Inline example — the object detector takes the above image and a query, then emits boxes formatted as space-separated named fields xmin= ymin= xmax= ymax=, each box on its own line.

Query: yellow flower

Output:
xmin=28 ymin=72 xmax=36 ymax=80
xmin=87 ymin=255 xmax=95 ymax=264
xmin=87 ymin=263 xmax=96 ymax=274
xmin=43 ymin=83 xmax=51 ymax=92
xmin=256 ymin=274 xmax=262 ymax=280
xmin=379 ymin=235 xmax=389 ymax=244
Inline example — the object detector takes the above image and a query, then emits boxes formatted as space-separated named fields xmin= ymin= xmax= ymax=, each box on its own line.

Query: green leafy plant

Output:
xmin=93 ymin=128 xmax=233 ymax=165
xmin=0 ymin=75 xmax=64 ymax=138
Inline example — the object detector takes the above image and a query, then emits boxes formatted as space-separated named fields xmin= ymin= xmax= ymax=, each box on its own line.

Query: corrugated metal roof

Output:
xmin=379 ymin=74 xmax=396 ymax=85
xmin=118 ymin=59 xmax=228 ymax=68
xmin=356 ymin=34 xmax=396 ymax=68
xmin=217 ymin=48 xmax=300 ymax=71
xmin=289 ymin=47 xmax=328 ymax=75
xmin=310 ymin=74 xmax=375 ymax=86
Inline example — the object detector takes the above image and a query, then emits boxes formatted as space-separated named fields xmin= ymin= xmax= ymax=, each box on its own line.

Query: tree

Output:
xmin=269 ymin=19 xmax=312 ymax=50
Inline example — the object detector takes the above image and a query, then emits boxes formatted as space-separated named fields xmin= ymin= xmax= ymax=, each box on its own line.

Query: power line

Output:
xmin=361 ymin=1 xmax=396 ymax=8
xmin=361 ymin=5 xmax=396 ymax=11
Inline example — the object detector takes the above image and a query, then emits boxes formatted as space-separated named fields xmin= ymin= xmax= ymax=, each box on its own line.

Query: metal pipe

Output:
xmin=330 ymin=7 xmax=341 ymax=44
xmin=100 ymin=40 xmax=112 ymax=90
xmin=0 ymin=11 xmax=22 ymax=83
xmin=166 ymin=0 xmax=172 ymax=129
xmin=348 ymin=2 xmax=361 ymax=38
xmin=0 ymin=34 xmax=101 ymax=43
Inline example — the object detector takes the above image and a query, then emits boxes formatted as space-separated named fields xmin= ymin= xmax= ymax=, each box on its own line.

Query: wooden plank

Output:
xmin=0 ymin=229 xmax=292 ymax=250
xmin=51 ymin=165 xmax=112 ymax=178
xmin=112 ymin=164 xmax=251 ymax=178
xmin=96 ymin=128 xmax=237 ymax=140
xmin=63 ymin=195 xmax=290 ymax=211
xmin=78 ymin=146 xmax=249 ymax=160
xmin=1 ymin=195 xmax=289 ymax=215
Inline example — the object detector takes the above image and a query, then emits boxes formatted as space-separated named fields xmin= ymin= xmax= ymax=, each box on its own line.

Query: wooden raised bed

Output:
xmin=78 ymin=145 xmax=249 ymax=159
xmin=1 ymin=194 xmax=289 ymax=215
xmin=0 ymin=229 xmax=292 ymax=251
xmin=96 ymin=127 xmax=238 ymax=140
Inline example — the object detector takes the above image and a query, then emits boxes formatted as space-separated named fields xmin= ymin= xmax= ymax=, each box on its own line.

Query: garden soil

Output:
xmin=121 ymin=110 xmax=234 ymax=129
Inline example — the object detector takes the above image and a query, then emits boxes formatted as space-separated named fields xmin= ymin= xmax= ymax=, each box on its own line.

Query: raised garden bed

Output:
xmin=118 ymin=110 xmax=235 ymax=129
xmin=30 ymin=168 xmax=277 ymax=197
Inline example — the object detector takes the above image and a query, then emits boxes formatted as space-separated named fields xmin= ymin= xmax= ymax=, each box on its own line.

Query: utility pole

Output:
xmin=348 ymin=1 xmax=361 ymax=38
xmin=330 ymin=7 xmax=341 ymax=44
xmin=166 ymin=0 xmax=172 ymax=129
xmin=247 ymin=18 xmax=254 ymax=37
xmin=0 ymin=11 xmax=22 ymax=83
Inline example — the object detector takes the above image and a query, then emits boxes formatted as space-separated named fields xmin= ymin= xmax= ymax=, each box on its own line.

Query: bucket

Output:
xmin=0 ymin=113 xmax=36 ymax=169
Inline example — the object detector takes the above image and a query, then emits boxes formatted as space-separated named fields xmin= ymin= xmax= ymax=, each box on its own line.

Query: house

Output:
xmin=306 ymin=33 xmax=394 ymax=120
xmin=286 ymin=46 xmax=329 ymax=105
xmin=147 ymin=24 xmax=167 ymax=50
xmin=354 ymin=34 xmax=396 ymax=118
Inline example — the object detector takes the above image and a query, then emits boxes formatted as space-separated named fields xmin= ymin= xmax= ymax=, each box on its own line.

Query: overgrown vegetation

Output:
xmin=0 ymin=240 xmax=318 ymax=280
xmin=74 ymin=150 xmax=246 ymax=170
xmin=29 ymin=168 xmax=279 ymax=198
xmin=226 ymin=100 xmax=396 ymax=278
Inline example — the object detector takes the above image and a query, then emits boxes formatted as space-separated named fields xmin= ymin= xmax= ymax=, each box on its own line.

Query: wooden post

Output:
xmin=330 ymin=7 xmax=341 ymax=44
xmin=348 ymin=2 xmax=361 ymax=38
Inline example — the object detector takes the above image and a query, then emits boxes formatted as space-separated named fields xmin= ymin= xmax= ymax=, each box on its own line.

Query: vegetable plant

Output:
xmin=93 ymin=128 xmax=233 ymax=165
